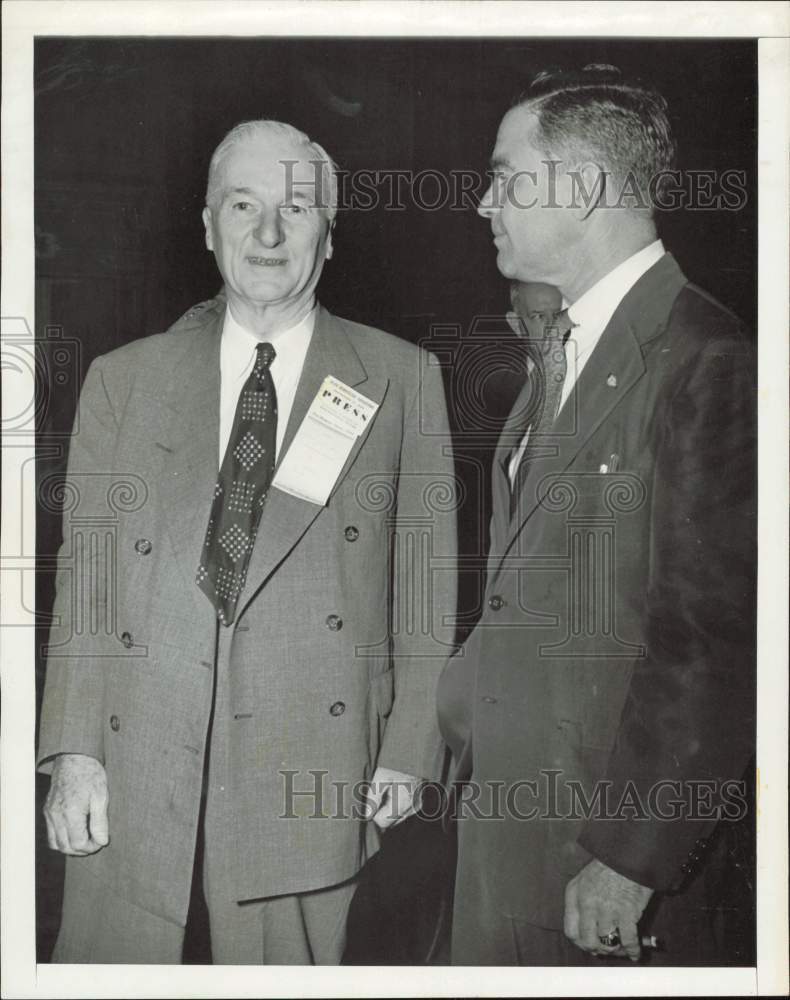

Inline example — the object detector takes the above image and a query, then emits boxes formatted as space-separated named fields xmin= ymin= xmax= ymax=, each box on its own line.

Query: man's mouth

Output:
xmin=247 ymin=256 xmax=287 ymax=266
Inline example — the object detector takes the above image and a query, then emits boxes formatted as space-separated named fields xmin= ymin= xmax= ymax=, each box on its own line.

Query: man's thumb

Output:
xmin=89 ymin=789 xmax=110 ymax=846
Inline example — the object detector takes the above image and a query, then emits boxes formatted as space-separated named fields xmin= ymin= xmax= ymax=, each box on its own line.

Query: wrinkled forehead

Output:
xmin=215 ymin=135 xmax=329 ymax=198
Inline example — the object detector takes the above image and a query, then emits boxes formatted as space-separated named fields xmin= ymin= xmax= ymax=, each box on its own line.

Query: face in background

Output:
xmin=478 ymin=106 xmax=581 ymax=288
xmin=202 ymin=132 xmax=334 ymax=328
xmin=510 ymin=281 xmax=563 ymax=340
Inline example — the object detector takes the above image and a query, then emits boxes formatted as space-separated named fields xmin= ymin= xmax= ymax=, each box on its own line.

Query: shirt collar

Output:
xmin=221 ymin=304 xmax=317 ymax=383
xmin=567 ymin=240 xmax=665 ymax=333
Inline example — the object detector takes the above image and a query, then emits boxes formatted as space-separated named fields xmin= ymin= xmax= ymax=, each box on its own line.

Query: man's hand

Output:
xmin=364 ymin=766 xmax=423 ymax=830
xmin=564 ymin=859 xmax=653 ymax=961
xmin=43 ymin=753 xmax=110 ymax=855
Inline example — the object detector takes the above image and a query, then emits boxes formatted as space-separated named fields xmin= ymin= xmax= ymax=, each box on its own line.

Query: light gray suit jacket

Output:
xmin=38 ymin=296 xmax=457 ymax=928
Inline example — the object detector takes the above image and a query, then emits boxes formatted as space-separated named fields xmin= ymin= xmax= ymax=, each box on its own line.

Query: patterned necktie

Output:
xmin=510 ymin=309 xmax=575 ymax=517
xmin=197 ymin=342 xmax=278 ymax=625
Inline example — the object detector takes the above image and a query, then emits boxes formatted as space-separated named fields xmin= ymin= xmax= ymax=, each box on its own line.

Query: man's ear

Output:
xmin=572 ymin=161 xmax=607 ymax=221
xmin=202 ymin=207 xmax=214 ymax=252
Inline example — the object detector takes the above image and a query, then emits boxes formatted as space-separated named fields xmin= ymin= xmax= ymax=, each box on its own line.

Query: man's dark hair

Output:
xmin=514 ymin=64 xmax=676 ymax=206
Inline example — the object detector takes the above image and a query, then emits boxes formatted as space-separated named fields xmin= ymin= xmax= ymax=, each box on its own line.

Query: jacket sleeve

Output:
xmin=377 ymin=352 xmax=458 ymax=782
xmin=577 ymin=329 xmax=757 ymax=890
xmin=37 ymin=358 xmax=123 ymax=773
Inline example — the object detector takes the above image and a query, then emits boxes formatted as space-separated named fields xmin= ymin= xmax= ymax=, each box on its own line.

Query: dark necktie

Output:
xmin=509 ymin=309 xmax=575 ymax=518
xmin=197 ymin=342 xmax=278 ymax=625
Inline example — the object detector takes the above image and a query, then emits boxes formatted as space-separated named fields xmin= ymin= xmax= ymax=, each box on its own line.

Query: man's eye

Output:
xmin=282 ymin=204 xmax=307 ymax=215
xmin=232 ymin=201 xmax=253 ymax=211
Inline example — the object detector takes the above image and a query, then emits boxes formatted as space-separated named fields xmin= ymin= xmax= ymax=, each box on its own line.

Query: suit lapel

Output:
xmin=238 ymin=307 xmax=388 ymax=617
xmin=155 ymin=311 xmax=223 ymax=621
xmin=511 ymin=312 xmax=646 ymax=529
xmin=492 ymin=253 xmax=687 ymax=577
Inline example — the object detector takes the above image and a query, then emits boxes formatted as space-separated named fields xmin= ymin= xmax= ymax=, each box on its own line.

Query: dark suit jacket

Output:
xmin=437 ymin=254 xmax=756 ymax=930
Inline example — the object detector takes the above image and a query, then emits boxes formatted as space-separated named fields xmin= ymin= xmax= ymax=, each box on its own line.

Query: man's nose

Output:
xmin=477 ymin=181 xmax=497 ymax=219
xmin=253 ymin=210 xmax=283 ymax=247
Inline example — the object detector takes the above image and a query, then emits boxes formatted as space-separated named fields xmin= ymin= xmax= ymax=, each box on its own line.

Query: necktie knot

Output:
xmin=254 ymin=342 xmax=276 ymax=376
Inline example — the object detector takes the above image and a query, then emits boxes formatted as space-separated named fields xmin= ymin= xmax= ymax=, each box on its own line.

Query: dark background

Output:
xmin=35 ymin=36 xmax=757 ymax=964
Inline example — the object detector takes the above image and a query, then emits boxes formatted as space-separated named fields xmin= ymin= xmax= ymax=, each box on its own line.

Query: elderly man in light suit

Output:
xmin=38 ymin=120 xmax=457 ymax=964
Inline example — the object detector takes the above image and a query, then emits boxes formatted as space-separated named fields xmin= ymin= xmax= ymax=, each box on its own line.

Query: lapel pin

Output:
xmin=606 ymin=373 xmax=618 ymax=388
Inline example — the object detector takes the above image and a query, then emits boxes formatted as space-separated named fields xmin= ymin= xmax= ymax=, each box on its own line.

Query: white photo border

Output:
xmin=2 ymin=2 xmax=787 ymax=997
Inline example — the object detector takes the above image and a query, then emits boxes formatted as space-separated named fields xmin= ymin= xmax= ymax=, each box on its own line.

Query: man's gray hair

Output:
xmin=205 ymin=120 xmax=338 ymax=220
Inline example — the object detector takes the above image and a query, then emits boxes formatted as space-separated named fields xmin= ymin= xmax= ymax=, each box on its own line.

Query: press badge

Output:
xmin=272 ymin=376 xmax=379 ymax=506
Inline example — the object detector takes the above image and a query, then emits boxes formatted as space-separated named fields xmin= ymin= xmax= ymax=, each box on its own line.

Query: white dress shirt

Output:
xmin=508 ymin=240 xmax=666 ymax=484
xmin=219 ymin=305 xmax=316 ymax=464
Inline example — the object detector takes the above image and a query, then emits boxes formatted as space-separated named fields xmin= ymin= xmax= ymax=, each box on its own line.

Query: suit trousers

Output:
xmin=52 ymin=836 xmax=357 ymax=965
xmin=201 ymin=842 xmax=358 ymax=964
xmin=200 ymin=620 xmax=358 ymax=965
xmin=450 ymin=808 xmax=728 ymax=966
xmin=449 ymin=811 xmax=594 ymax=967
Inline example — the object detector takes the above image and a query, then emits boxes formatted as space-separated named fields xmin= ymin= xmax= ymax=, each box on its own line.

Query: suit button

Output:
xmin=344 ymin=526 xmax=359 ymax=542
xmin=120 ymin=631 xmax=134 ymax=648
xmin=329 ymin=701 xmax=346 ymax=716
xmin=488 ymin=595 xmax=506 ymax=611
xmin=110 ymin=715 xmax=120 ymax=732
xmin=481 ymin=695 xmax=498 ymax=704
xmin=326 ymin=614 xmax=343 ymax=631
xmin=134 ymin=538 xmax=152 ymax=555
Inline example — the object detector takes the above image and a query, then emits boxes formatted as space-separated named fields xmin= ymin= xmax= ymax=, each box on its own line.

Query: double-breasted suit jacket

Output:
xmin=38 ymin=297 xmax=457 ymax=930
xmin=438 ymin=254 xmax=756 ymax=931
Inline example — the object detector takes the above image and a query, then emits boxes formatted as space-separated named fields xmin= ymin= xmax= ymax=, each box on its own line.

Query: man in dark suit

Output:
xmin=38 ymin=119 xmax=457 ymax=964
xmin=437 ymin=66 xmax=755 ymax=965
